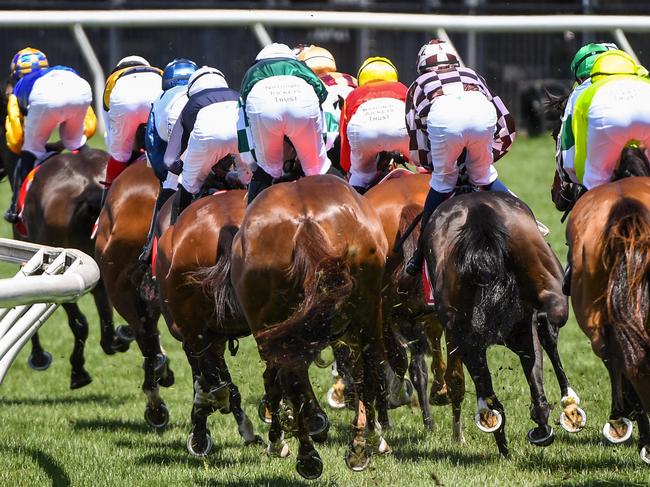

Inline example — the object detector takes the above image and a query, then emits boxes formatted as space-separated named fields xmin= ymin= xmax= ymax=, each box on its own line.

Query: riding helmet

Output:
xmin=187 ymin=66 xmax=228 ymax=96
xmin=416 ymin=39 xmax=460 ymax=75
xmin=295 ymin=44 xmax=337 ymax=75
xmin=570 ymin=42 xmax=618 ymax=82
xmin=162 ymin=58 xmax=198 ymax=91
xmin=10 ymin=47 xmax=49 ymax=83
xmin=590 ymin=50 xmax=648 ymax=82
xmin=357 ymin=56 xmax=398 ymax=86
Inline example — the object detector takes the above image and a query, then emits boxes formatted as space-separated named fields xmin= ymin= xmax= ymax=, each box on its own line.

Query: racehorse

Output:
xmin=94 ymin=160 xmax=175 ymax=428
xmin=567 ymin=176 xmax=650 ymax=464
xmin=155 ymin=188 xmax=263 ymax=456
xmin=365 ymin=173 xmax=465 ymax=435
xmin=423 ymin=191 xmax=576 ymax=457
xmin=229 ymin=175 xmax=389 ymax=479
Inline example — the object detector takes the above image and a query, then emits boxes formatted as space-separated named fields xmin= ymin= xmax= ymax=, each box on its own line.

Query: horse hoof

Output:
xmin=245 ymin=435 xmax=265 ymax=447
xmin=306 ymin=411 xmax=329 ymax=437
xmin=429 ymin=389 xmax=450 ymax=406
xmin=327 ymin=385 xmax=346 ymax=409
xmin=424 ymin=417 xmax=435 ymax=431
xmin=27 ymin=351 xmax=52 ymax=371
xmin=313 ymin=349 xmax=334 ymax=369
xmin=388 ymin=378 xmax=414 ymax=409
xmin=257 ymin=398 xmax=273 ymax=425
xmin=640 ymin=445 xmax=650 ymax=465
xmin=372 ymin=436 xmax=392 ymax=455
xmin=345 ymin=444 xmax=371 ymax=472
xmin=115 ymin=325 xmax=135 ymax=343
xmin=70 ymin=369 xmax=92 ymax=390
xmin=187 ymin=431 xmax=212 ymax=457
xmin=475 ymin=408 xmax=503 ymax=433
xmin=603 ymin=418 xmax=633 ymax=444
xmin=527 ymin=426 xmax=555 ymax=447
xmin=266 ymin=440 xmax=290 ymax=458
xmin=144 ymin=403 xmax=169 ymax=430
xmin=296 ymin=451 xmax=323 ymax=480
xmin=559 ymin=405 xmax=587 ymax=433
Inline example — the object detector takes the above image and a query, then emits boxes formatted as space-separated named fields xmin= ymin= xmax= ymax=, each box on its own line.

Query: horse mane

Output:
xmin=545 ymin=89 xmax=569 ymax=143
xmin=450 ymin=202 xmax=523 ymax=337
xmin=613 ymin=146 xmax=650 ymax=181
xmin=602 ymin=197 xmax=650 ymax=369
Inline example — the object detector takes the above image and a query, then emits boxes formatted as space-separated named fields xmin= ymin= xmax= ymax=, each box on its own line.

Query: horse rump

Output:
xmin=450 ymin=202 xmax=523 ymax=336
xmin=602 ymin=197 xmax=650 ymax=367
xmin=255 ymin=218 xmax=354 ymax=368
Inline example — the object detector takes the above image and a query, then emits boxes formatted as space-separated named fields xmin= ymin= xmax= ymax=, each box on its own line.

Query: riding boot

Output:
xmin=484 ymin=178 xmax=511 ymax=193
xmin=352 ymin=185 xmax=368 ymax=195
xmin=170 ymin=185 xmax=194 ymax=226
xmin=75 ymin=143 xmax=91 ymax=156
xmin=138 ymin=187 xmax=176 ymax=263
xmin=102 ymin=156 xmax=128 ymax=188
xmin=4 ymin=151 xmax=36 ymax=223
xmin=247 ymin=166 xmax=273 ymax=205
xmin=405 ymin=188 xmax=451 ymax=276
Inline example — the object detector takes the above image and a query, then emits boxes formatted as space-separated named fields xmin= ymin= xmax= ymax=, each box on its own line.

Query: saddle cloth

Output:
xmin=15 ymin=165 xmax=43 ymax=237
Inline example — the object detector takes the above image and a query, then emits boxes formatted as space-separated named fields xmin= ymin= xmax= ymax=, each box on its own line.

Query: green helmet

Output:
xmin=570 ymin=42 xmax=618 ymax=81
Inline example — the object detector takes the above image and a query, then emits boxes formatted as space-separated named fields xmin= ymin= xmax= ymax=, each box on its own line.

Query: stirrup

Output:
xmin=4 ymin=208 xmax=19 ymax=224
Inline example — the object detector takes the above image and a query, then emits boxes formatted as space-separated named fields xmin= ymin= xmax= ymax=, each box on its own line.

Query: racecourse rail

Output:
xmin=0 ymin=10 xmax=644 ymax=133
xmin=0 ymin=238 xmax=100 ymax=384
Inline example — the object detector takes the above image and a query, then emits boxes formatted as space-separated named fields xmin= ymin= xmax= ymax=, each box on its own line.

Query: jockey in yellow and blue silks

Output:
xmin=4 ymin=47 xmax=96 ymax=223
xmin=571 ymin=50 xmax=650 ymax=190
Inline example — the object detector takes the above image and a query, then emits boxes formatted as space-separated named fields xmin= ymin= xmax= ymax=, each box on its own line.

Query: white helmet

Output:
xmin=187 ymin=66 xmax=228 ymax=96
xmin=255 ymin=43 xmax=296 ymax=61
xmin=416 ymin=39 xmax=460 ymax=74
xmin=115 ymin=55 xmax=150 ymax=70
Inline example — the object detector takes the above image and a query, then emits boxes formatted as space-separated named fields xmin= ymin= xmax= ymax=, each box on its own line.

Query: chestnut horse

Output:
xmin=155 ymin=189 xmax=263 ymax=456
xmin=424 ymin=191 xmax=577 ymax=457
xmin=94 ymin=160 xmax=175 ymax=428
xmin=567 ymin=177 xmax=650 ymax=464
xmin=229 ymin=175 xmax=389 ymax=480
xmin=364 ymin=174 xmax=465 ymax=435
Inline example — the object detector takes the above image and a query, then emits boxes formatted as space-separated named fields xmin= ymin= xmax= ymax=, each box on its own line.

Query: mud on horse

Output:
xmin=155 ymin=189 xmax=263 ymax=456
xmin=230 ymin=175 xmax=389 ymax=480
xmin=424 ymin=191 xmax=582 ymax=456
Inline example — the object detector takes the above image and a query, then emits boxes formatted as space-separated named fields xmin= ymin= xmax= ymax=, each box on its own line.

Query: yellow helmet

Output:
xmin=357 ymin=56 xmax=398 ymax=86
xmin=296 ymin=45 xmax=336 ymax=75
xmin=590 ymin=50 xmax=648 ymax=82
xmin=10 ymin=47 xmax=48 ymax=83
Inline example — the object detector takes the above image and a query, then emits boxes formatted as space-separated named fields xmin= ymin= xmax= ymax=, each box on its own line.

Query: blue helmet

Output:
xmin=162 ymin=58 xmax=198 ymax=91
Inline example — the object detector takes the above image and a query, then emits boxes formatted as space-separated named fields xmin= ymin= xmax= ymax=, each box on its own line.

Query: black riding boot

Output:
xmin=5 ymin=151 xmax=36 ymax=223
xmin=404 ymin=188 xmax=451 ymax=276
xmin=170 ymin=185 xmax=194 ymax=226
xmin=247 ymin=166 xmax=273 ymax=205
xmin=138 ymin=187 xmax=176 ymax=263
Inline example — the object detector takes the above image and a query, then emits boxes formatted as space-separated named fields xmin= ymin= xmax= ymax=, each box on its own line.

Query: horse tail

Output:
xmin=189 ymin=224 xmax=242 ymax=323
xmin=602 ymin=198 xmax=650 ymax=368
xmin=450 ymin=202 xmax=523 ymax=332
xmin=255 ymin=218 xmax=354 ymax=367
xmin=398 ymin=205 xmax=424 ymax=271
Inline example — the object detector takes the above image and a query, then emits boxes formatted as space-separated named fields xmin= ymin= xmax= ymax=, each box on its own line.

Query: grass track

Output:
xmin=0 ymin=135 xmax=648 ymax=486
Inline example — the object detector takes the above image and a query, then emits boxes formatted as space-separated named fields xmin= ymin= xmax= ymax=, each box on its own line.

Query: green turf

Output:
xmin=0 ymin=135 xmax=648 ymax=487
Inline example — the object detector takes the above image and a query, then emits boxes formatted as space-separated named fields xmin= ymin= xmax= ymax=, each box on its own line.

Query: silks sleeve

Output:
xmin=338 ymin=100 xmax=351 ymax=173
xmin=83 ymin=106 xmax=97 ymax=140
xmin=5 ymin=94 xmax=24 ymax=155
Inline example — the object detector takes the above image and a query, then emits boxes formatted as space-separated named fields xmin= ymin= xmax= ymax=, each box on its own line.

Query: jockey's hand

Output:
xmin=45 ymin=140 xmax=65 ymax=153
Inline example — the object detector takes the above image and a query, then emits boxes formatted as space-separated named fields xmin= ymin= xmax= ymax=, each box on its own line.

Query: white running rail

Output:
xmin=0 ymin=238 xmax=99 ymax=384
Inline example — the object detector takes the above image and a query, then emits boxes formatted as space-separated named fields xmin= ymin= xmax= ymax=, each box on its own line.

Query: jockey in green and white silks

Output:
xmin=557 ymin=43 xmax=617 ymax=184
xmin=570 ymin=50 xmax=650 ymax=189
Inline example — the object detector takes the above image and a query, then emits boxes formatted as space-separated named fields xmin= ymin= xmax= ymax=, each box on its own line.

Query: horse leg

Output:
xmin=622 ymin=378 xmax=650 ymax=463
xmin=445 ymin=335 xmax=465 ymax=443
xmin=507 ymin=322 xmax=554 ymax=447
xmin=92 ymin=279 xmax=130 ymax=355
xmin=292 ymin=366 xmax=329 ymax=443
xmin=27 ymin=332 xmax=52 ymax=371
xmin=263 ymin=365 xmax=290 ymax=458
xmin=408 ymin=325 xmax=433 ymax=429
xmin=602 ymin=330 xmax=634 ymax=444
xmin=536 ymin=311 xmax=586 ymax=432
xmin=427 ymin=320 xmax=449 ymax=406
xmin=62 ymin=303 xmax=92 ymax=389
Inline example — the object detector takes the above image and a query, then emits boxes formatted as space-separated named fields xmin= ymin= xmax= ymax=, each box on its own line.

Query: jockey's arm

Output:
xmin=5 ymin=94 xmax=24 ymax=154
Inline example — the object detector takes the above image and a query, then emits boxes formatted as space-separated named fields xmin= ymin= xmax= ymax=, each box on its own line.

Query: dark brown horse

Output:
xmin=567 ymin=177 xmax=650 ymax=464
xmin=94 ymin=160 xmax=175 ymax=428
xmin=155 ymin=189 xmax=263 ymax=456
xmin=424 ymin=191 xmax=575 ymax=457
xmin=228 ymin=175 xmax=389 ymax=479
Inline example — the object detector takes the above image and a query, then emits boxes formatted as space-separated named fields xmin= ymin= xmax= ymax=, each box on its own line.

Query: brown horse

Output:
xmin=567 ymin=177 xmax=650 ymax=464
xmin=155 ymin=189 xmax=263 ymax=456
xmin=364 ymin=174 xmax=465 ymax=435
xmin=94 ymin=160 xmax=175 ymax=428
xmin=424 ymin=191 xmax=576 ymax=457
xmin=228 ymin=175 xmax=389 ymax=480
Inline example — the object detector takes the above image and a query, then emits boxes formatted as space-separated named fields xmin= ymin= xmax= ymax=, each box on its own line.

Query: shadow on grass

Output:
xmin=538 ymin=481 xmax=646 ymax=487
xmin=203 ymin=477 xmax=340 ymax=487
xmin=0 ymin=444 xmax=70 ymax=486
xmin=72 ymin=418 xmax=155 ymax=434
xmin=0 ymin=393 xmax=122 ymax=407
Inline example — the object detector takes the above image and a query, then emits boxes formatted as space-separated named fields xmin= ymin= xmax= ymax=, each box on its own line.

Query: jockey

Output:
xmin=405 ymin=39 xmax=516 ymax=276
xmin=239 ymin=43 xmax=332 ymax=203
xmin=295 ymin=44 xmax=358 ymax=167
xmin=102 ymin=55 xmax=162 ymax=191
xmin=164 ymin=66 xmax=250 ymax=222
xmin=555 ymin=42 xmax=618 ymax=204
xmin=339 ymin=56 xmax=410 ymax=193
xmin=571 ymin=50 xmax=650 ymax=190
xmin=4 ymin=47 xmax=96 ymax=223
xmin=138 ymin=58 xmax=197 ymax=263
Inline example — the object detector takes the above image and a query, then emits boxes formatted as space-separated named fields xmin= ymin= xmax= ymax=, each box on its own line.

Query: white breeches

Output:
xmin=105 ymin=72 xmax=162 ymax=162
xmin=181 ymin=101 xmax=240 ymax=195
xmin=245 ymin=75 xmax=330 ymax=179
xmin=346 ymin=97 xmax=409 ymax=188
xmin=22 ymin=70 xmax=92 ymax=158
xmin=582 ymin=79 xmax=650 ymax=189
xmin=427 ymin=91 xmax=498 ymax=192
